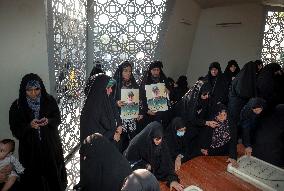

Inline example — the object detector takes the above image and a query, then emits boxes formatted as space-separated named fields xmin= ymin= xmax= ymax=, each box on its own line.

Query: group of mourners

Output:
xmin=0 ymin=59 xmax=283 ymax=191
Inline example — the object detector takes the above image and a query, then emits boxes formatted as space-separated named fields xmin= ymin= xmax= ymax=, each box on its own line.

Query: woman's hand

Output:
xmin=170 ymin=181 xmax=184 ymax=191
xmin=245 ymin=147 xmax=252 ymax=157
xmin=147 ymin=110 xmax=157 ymax=116
xmin=113 ymin=132 xmax=121 ymax=142
xmin=117 ymin=100 xmax=125 ymax=107
xmin=226 ymin=158 xmax=239 ymax=168
xmin=175 ymin=156 xmax=182 ymax=171
xmin=205 ymin=121 xmax=219 ymax=128
xmin=31 ymin=119 xmax=40 ymax=129
xmin=136 ymin=115 xmax=143 ymax=121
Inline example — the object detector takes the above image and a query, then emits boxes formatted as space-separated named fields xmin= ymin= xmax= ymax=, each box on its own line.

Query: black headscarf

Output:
xmin=165 ymin=117 xmax=187 ymax=160
xmin=240 ymin=97 xmax=266 ymax=122
xmin=124 ymin=121 xmax=178 ymax=184
xmin=257 ymin=63 xmax=281 ymax=104
xmin=112 ymin=61 xmax=139 ymax=101
xmin=232 ymin=61 xmax=258 ymax=98
xmin=18 ymin=73 xmax=48 ymax=109
xmin=224 ymin=60 xmax=240 ymax=81
xmin=80 ymin=74 xmax=117 ymax=142
xmin=80 ymin=133 xmax=132 ymax=191
xmin=121 ymin=169 xmax=160 ymax=191
xmin=140 ymin=61 xmax=168 ymax=87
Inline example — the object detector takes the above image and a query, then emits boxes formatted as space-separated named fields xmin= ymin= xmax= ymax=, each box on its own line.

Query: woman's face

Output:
xmin=153 ymin=137 xmax=162 ymax=146
xmin=122 ymin=66 xmax=132 ymax=81
xmin=26 ymin=87 xmax=41 ymax=100
xmin=150 ymin=68 xmax=160 ymax=78
xmin=210 ymin=68 xmax=219 ymax=77
xmin=252 ymin=107 xmax=262 ymax=114
xmin=216 ymin=111 xmax=227 ymax=122
xmin=230 ymin=65 xmax=237 ymax=73
xmin=106 ymin=87 xmax=113 ymax=95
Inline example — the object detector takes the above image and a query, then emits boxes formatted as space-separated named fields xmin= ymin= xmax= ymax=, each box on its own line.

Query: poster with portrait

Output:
xmin=120 ymin=89 xmax=139 ymax=119
xmin=145 ymin=83 xmax=168 ymax=112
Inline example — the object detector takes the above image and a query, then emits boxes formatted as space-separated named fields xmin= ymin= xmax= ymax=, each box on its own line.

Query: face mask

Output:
xmin=176 ymin=131 xmax=185 ymax=137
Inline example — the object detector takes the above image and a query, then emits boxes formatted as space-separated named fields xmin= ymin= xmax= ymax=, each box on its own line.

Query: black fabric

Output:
xmin=200 ymin=62 xmax=228 ymax=115
xmin=173 ymin=80 xmax=205 ymax=126
xmin=227 ymin=61 xmax=258 ymax=159
xmin=253 ymin=104 xmax=284 ymax=167
xmin=112 ymin=61 xmax=139 ymax=102
xmin=240 ymin=98 xmax=266 ymax=148
xmin=232 ymin=61 xmax=258 ymax=99
xmin=224 ymin=60 xmax=240 ymax=83
xmin=9 ymin=73 xmax=67 ymax=191
xmin=84 ymin=65 xmax=104 ymax=95
xmin=121 ymin=169 xmax=160 ymax=191
xmin=80 ymin=133 xmax=132 ymax=191
xmin=139 ymin=61 xmax=170 ymax=127
xmin=80 ymin=74 xmax=118 ymax=142
xmin=170 ymin=76 xmax=189 ymax=104
xmin=124 ymin=121 xmax=179 ymax=185
xmin=257 ymin=63 xmax=282 ymax=108
xmin=165 ymin=117 xmax=192 ymax=162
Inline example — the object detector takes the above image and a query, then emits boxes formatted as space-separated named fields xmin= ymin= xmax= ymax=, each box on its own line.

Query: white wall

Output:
xmin=161 ymin=0 xmax=201 ymax=81
xmin=0 ymin=0 xmax=49 ymax=142
xmin=187 ymin=3 xmax=264 ymax=85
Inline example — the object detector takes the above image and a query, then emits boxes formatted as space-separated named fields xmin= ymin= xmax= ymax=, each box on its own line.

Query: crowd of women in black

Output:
xmin=4 ymin=59 xmax=283 ymax=191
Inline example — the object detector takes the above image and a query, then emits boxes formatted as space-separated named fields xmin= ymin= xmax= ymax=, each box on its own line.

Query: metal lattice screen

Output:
xmin=49 ymin=0 xmax=172 ymax=190
xmin=93 ymin=0 xmax=169 ymax=80
xmin=51 ymin=0 xmax=87 ymax=189
xmin=261 ymin=10 xmax=284 ymax=67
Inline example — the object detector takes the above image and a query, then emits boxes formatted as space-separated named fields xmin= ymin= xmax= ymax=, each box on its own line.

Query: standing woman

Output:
xmin=80 ymin=73 xmax=122 ymax=144
xmin=112 ymin=61 xmax=142 ymax=151
xmin=139 ymin=61 xmax=171 ymax=127
xmin=9 ymin=73 xmax=67 ymax=191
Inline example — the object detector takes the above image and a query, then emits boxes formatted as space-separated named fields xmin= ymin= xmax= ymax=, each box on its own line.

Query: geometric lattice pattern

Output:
xmin=261 ymin=11 xmax=284 ymax=67
xmin=51 ymin=0 xmax=87 ymax=190
xmin=93 ymin=0 xmax=168 ymax=80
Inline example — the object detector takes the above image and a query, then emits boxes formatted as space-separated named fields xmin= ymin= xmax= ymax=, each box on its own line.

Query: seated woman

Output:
xmin=124 ymin=121 xmax=184 ymax=191
xmin=80 ymin=133 xmax=132 ymax=191
xmin=198 ymin=104 xmax=232 ymax=157
xmin=239 ymin=97 xmax=266 ymax=156
xmin=165 ymin=117 xmax=192 ymax=171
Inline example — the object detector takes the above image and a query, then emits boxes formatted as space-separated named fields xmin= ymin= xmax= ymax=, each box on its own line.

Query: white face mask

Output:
xmin=176 ymin=131 xmax=185 ymax=137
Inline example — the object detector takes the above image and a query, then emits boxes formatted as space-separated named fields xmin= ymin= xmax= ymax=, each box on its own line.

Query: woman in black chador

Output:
xmin=227 ymin=61 xmax=258 ymax=165
xmin=224 ymin=60 xmax=240 ymax=84
xmin=253 ymin=104 xmax=284 ymax=167
xmin=112 ymin=61 xmax=143 ymax=151
xmin=256 ymin=62 xmax=282 ymax=109
xmin=80 ymin=73 xmax=122 ymax=145
xmin=165 ymin=117 xmax=194 ymax=171
xmin=124 ymin=121 xmax=184 ymax=191
xmin=9 ymin=73 xmax=67 ymax=191
xmin=80 ymin=133 xmax=132 ymax=191
xmin=200 ymin=62 xmax=228 ymax=111
xmin=139 ymin=61 xmax=171 ymax=127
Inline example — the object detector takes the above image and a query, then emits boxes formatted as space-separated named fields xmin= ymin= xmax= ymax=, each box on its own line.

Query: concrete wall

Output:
xmin=161 ymin=0 xmax=201 ymax=81
xmin=0 ymin=0 xmax=49 ymax=142
xmin=187 ymin=3 xmax=264 ymax=85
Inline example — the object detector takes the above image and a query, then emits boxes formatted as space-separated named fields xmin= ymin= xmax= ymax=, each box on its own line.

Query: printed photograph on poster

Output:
xmin=145 ymin=83 xmax=168 ymax=112
xmin=120 ymin=89 xmax=139 ymax=119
